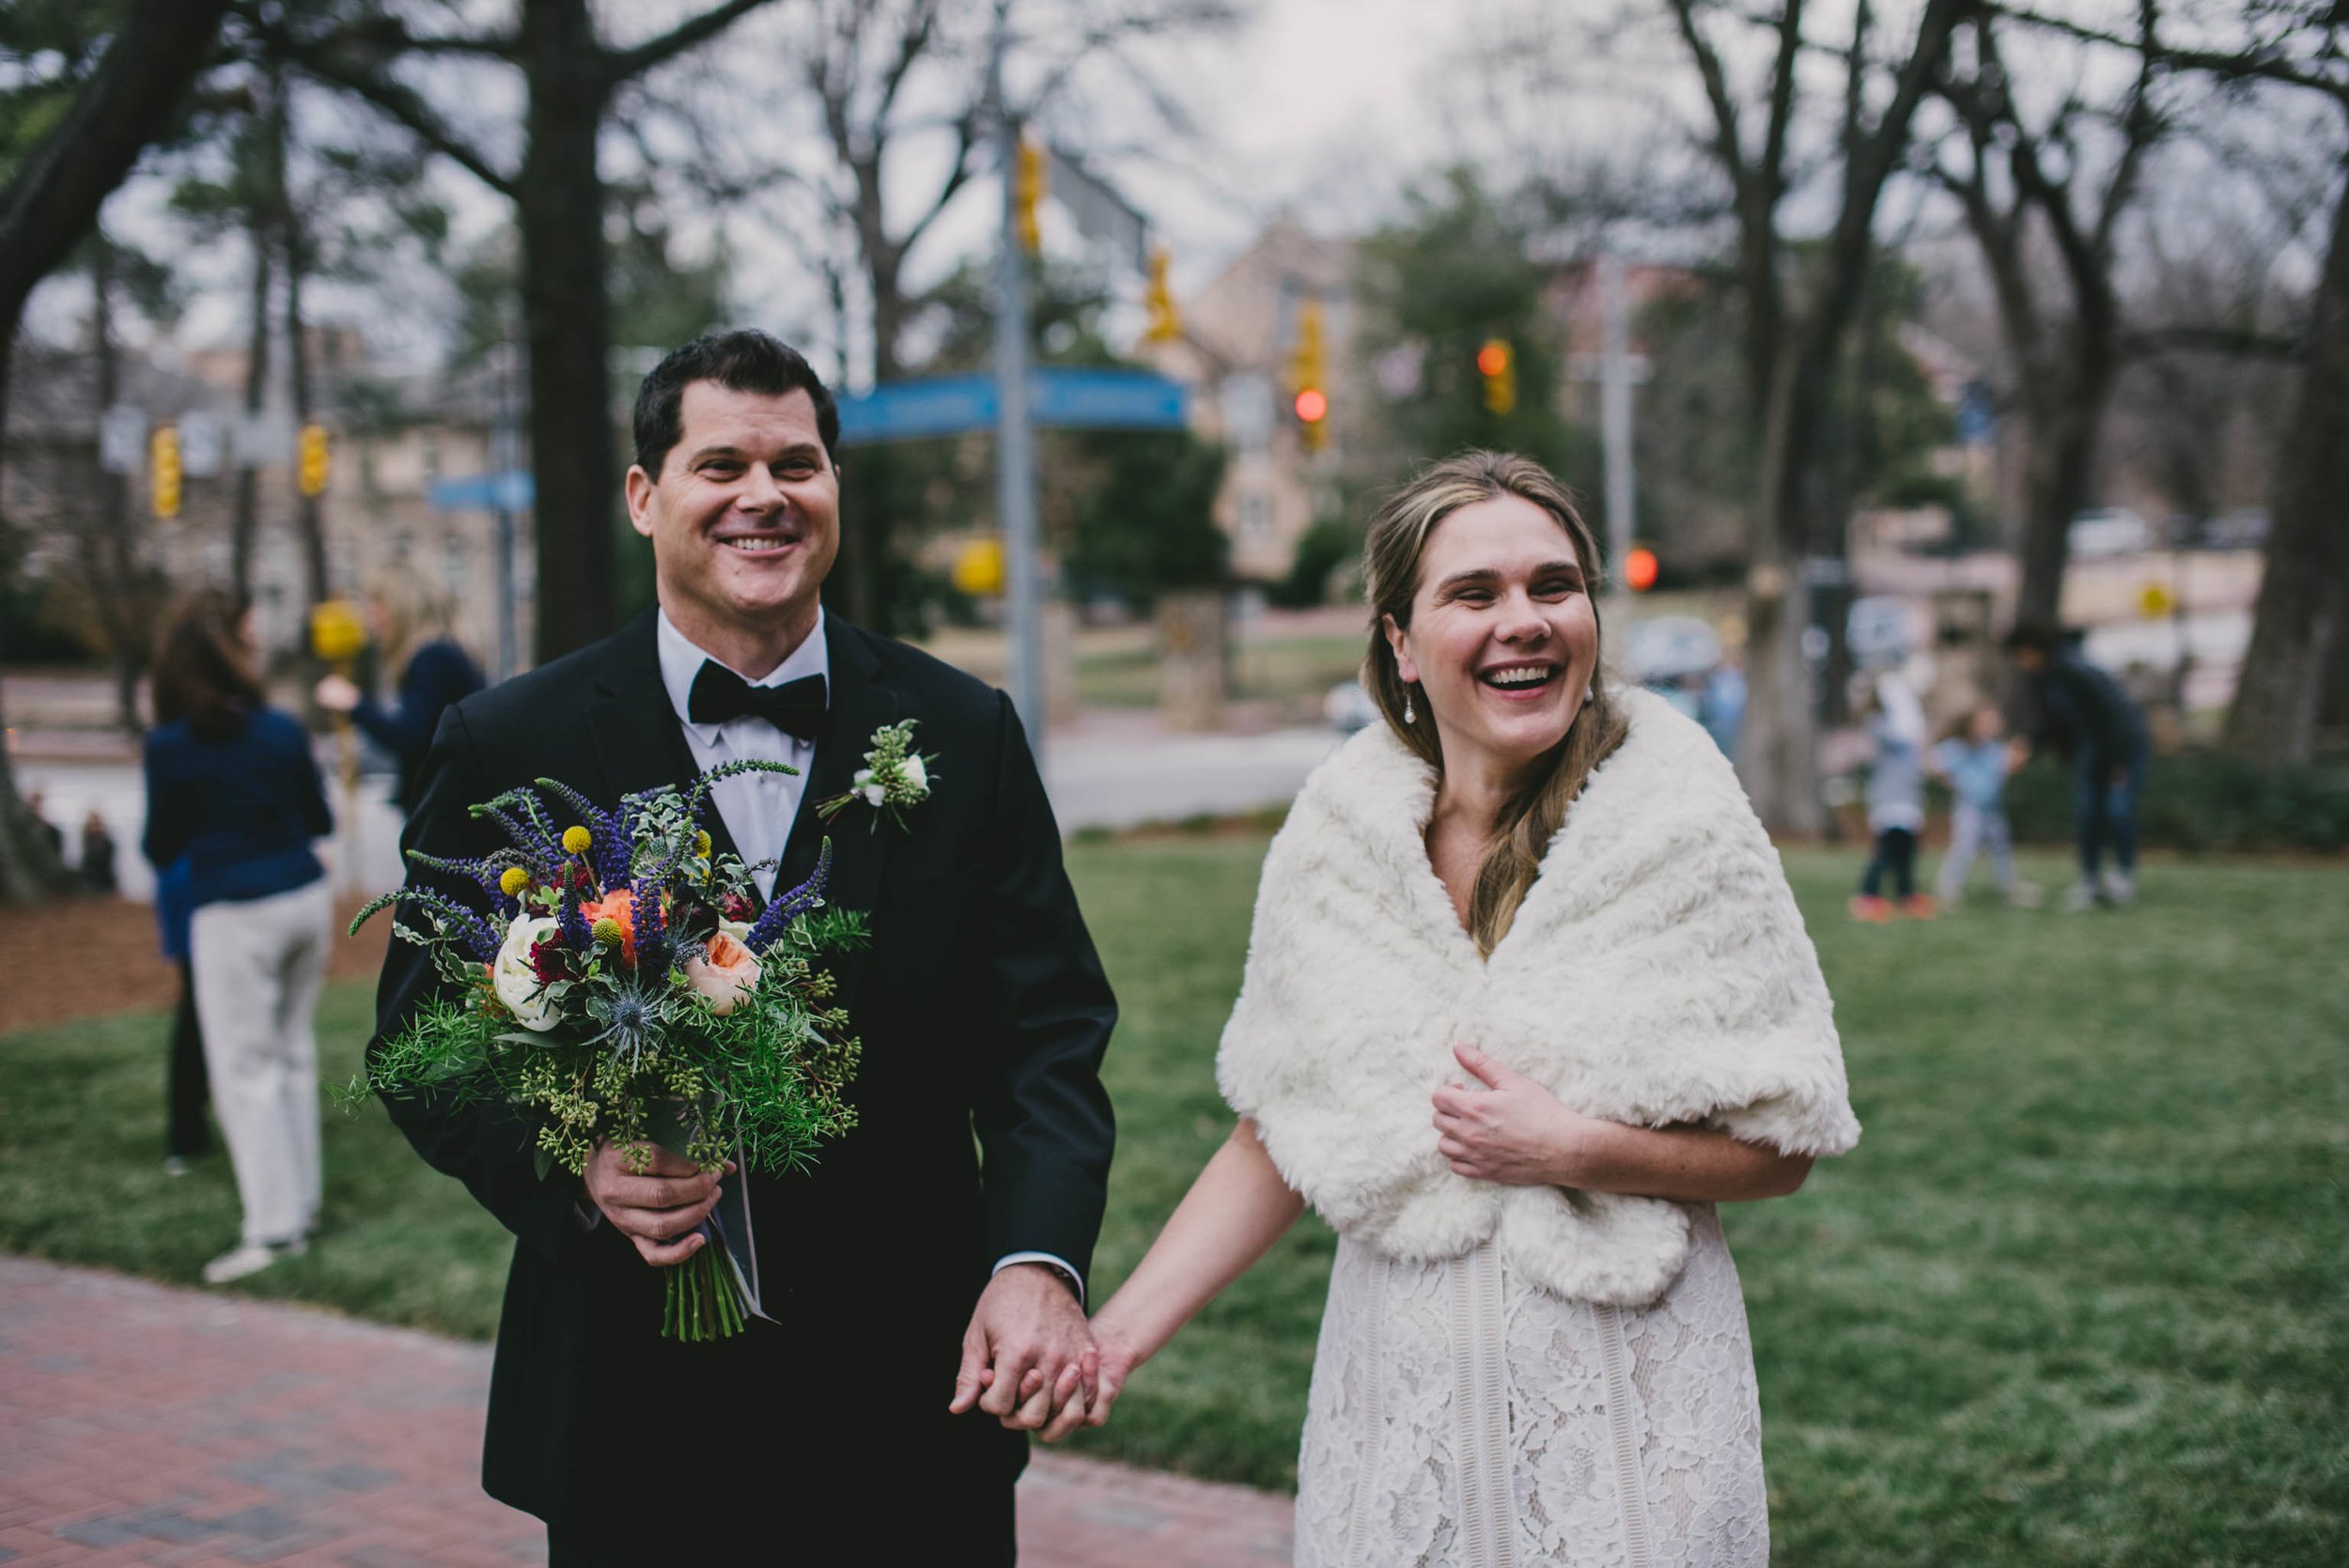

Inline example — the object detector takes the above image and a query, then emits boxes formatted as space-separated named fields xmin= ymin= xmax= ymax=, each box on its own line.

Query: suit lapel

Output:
xmin=775 ymin=617 xmax=896 ymax=930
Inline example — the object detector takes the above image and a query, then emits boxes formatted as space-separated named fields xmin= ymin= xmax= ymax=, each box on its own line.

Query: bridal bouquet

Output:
xmin=352 ymin=762 xmax=863 ymax=1341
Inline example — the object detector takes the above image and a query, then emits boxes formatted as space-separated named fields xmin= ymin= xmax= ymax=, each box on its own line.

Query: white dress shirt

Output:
xmin=648 ymin=606 xmax=1081 ymax=1302
xmin=655 ymin=606 xmax=827 ymax=900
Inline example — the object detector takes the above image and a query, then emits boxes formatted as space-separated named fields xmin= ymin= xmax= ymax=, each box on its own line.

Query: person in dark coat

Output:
xmin=2005 ymin=622 xmax=2152 ymax=909
xmin=144 ymin=589 xmax=335 ymax=1282
xmin=371 ymin=331 xmax=1116 ymax=1565
xmin=315 ymin=563 xmax=485 ymax=815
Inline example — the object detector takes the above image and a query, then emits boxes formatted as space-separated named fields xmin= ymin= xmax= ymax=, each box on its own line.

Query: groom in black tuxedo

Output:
xmin=372 ymin=331 xmax=1116 ymax=1563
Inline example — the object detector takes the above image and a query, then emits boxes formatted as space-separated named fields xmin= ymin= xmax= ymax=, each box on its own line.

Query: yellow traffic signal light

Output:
xmin=1144 ymin=248 xmax=1180 ymax=344
xmin=150 ymin=426 xmax=181 ymax=519
xmin=953 ymin=536 xmax=1006 ymax=597
xmin=298 ymin=423 xmax=330 ymax=497
xmin=1015 ymin=135 xmax=1046 ymax=256
xmin=1288 ymin=297 xmax=1329 ymax=452
xmin=1478 ymin=338 xmax=1516 ymax=415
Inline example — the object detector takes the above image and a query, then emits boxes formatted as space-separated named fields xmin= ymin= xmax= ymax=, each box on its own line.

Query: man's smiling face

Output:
xmin=625 ymin=380 xmax=841 ymax=655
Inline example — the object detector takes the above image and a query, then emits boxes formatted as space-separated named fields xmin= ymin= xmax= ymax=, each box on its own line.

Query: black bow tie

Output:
xmin=687 ymin=662 xmax=830 ymax=740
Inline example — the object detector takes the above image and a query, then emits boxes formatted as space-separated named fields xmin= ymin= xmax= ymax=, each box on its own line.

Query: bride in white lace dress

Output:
xmin=1084 ymin=453 xmax=1859 ymax=1567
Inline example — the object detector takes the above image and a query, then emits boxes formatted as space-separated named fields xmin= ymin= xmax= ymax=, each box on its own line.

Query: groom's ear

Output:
xmin=625 ymin=464 xmax=658 ymax=539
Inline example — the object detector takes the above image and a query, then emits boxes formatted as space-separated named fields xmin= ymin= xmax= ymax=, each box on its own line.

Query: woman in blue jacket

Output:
xmin=144 ymin=590 xmax=334 ymax=1285
xmin=312 ymin=564 xmax=483 ymax=815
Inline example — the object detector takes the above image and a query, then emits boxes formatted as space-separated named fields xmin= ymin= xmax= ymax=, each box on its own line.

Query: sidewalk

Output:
xmin=0 ymin=1256 xmax=1294 ymax=1567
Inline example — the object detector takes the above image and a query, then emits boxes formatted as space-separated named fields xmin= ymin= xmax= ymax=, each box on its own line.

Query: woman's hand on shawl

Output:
xmin=1431 ymin=1044 xmax=1608 ymax=1188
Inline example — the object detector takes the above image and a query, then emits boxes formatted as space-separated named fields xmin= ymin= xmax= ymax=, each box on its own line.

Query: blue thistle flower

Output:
xmin=745 ymin=838 xmax=832 ymax=953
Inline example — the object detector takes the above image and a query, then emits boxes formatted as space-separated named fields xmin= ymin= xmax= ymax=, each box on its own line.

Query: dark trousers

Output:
xmin=2077 ymin=748 xmax=2148 ymax=877
xmin=1860 ymin=827 xmax=1919 ymax=899
xmin=547 ymin=1474 xmax=1017 ymax=1566
xmin=165 ymin=960 xmax=210 ymax=1159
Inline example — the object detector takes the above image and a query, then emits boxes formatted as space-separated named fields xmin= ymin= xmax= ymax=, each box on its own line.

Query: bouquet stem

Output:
xmin=662 ymin=1240 xmax=749 ymax=1342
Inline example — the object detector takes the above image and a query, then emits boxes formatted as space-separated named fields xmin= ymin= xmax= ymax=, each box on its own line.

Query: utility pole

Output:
xmin=1598 ymin=253 xmax=1638 ymax=616
xmin=988 ymin=7 xmax=1045 ymax=757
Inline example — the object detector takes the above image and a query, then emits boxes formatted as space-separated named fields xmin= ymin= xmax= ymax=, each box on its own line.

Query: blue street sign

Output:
xmin=835 ymin=376 xmax=998 ymax=443
xmin=1030 ymin=367 xmax=1189 ymax=430
xmin=428 ymin=472 xmax=535 ymax=512
xmin=834 ymin=368 xmax=1189 ymax=445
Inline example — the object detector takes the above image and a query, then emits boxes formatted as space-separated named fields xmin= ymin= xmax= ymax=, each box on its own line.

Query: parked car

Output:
xmin=1622 ymin=615 xmax=1723 ymax=686
xmin=2067 ymin=507 xmax=2153 ymax=557
xmin=1324 ymin=678 xmax=1380 ymax=734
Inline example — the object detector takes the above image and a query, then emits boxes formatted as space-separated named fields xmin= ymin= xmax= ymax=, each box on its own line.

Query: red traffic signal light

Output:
xmin=1476 ymin=342 xmax=1510 ymax=378
xmin=1293 ymin=387 xmax=1328 ymax=423
xmin=1625 ymin=546 xmax=1659 ymax=593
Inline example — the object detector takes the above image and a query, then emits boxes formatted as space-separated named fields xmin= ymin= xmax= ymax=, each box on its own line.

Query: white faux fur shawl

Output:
xmin=1217 ymin=687 xmax=1859 ymax=1307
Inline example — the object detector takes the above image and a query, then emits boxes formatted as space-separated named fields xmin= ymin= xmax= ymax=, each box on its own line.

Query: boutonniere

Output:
xmin=817 ymin=718 xmax=937 ymax=833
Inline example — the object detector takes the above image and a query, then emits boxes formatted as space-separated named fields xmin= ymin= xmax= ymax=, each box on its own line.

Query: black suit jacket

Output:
xmin=372 ymin=610 xmax=1117 ymax=1539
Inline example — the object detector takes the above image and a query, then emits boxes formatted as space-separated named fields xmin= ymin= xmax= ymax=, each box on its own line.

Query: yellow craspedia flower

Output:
xmin=498 ymin=866 xmax=531 ymax=896
xmin=562 ymin=825 xmax=592 ymax=854
xmin=591 ymin=916 xmax=625 ymax=946
xmin=694 ymin=831 xmax=712 ymax=857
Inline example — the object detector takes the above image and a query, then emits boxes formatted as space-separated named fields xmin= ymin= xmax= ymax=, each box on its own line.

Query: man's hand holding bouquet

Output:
xmin=353 ymin=760 xmax=863 ymax=1341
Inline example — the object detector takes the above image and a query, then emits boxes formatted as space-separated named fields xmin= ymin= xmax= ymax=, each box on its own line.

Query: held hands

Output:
xmin=582 ymin=1138 xmax=732 ymax=1266
xmin=949 ymin=1263 xmax=1099 ymax=1443
xmin=1432 ymin=1044 xmax=1610 ymax=1188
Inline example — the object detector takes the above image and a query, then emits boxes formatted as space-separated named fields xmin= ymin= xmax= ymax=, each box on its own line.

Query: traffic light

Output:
xmin=1144 ymin=247 xmax=1180 ymax=344
xmin=1015 ymin=135 xmax=1046 ymax=256
xmin=298 ymin=423 xmax=330 ymax=497
xmin=1478 ymin=338 xmax=1516 ymax=415
xmin=150 ymin=426 xmax=181 ymax=520
xmin=1625 ymin=545 xmax=1659 ymax=593
xmin=1288 ymin=297 xmax=1330 ymax=453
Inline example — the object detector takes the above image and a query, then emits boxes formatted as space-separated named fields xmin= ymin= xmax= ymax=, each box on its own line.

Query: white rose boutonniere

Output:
xmin=491 ymin=914 xmax=563 ymax=1032
xmin=818 ymin=719 xmax=937 ymax=833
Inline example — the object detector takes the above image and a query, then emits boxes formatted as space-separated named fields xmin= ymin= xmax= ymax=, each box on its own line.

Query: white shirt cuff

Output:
xmin=993 ymin=1250 xmax=1083 ymax=1306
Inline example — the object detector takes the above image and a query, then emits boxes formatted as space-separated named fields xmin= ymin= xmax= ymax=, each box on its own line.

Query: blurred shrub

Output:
xmin=2002 ymin=752 xmax=2349 ymax=854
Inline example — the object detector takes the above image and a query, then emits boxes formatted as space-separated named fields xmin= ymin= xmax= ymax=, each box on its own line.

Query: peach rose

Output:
xmin=685 ymin=927 xmax=761 ymax=1016
xmin=579 ymin=888 xmax=636 ymax=964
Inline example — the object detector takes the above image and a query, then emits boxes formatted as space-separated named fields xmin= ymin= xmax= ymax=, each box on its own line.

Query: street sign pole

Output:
xmin=989 ymin=20 xmax=1046 ymax=757
xmin=1599 ymin=253 xmax=1638 ymax=621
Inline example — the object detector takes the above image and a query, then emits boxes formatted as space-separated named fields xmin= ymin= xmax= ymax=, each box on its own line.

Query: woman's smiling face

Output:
xmin=1382 ymin=493 xmax=1600 ymax=782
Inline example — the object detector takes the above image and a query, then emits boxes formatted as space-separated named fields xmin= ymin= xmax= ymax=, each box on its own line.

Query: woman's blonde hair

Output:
xmin=1362 ymin=450 xmax=1629 ymax=955
xmin=362 ymin=561 xmax=456 ymax=679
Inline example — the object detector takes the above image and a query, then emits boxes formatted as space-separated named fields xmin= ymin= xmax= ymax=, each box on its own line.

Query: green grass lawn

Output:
xmin=4 ymin=844 xmax=2345 ymax=1564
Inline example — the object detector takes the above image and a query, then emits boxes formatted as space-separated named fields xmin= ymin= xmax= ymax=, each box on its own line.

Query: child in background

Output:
xmin=1930 ymin=704 xmax=2039 ymax=908
xmin=1850 ymin=670 xmax=1936 ymax=922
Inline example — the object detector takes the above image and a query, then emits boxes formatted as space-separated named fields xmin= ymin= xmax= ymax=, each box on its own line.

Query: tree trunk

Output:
xmin=516 ymin=0 xmax=618 ymax=663
xmin=232 ymin=209 xmax=271 ymax=600
xmin=285 ymin=208 xmax=329 ymax=612
xmin=86 ymin=238 xmax=148 ymax=735
xmin=2011 ymin=374 xmax=2108 ymax=632
xmin=2226 ymin=165 xmax=2349 ymax=766
xmin=1737 ymin=352 xmax=1826 ymax=835
xmin=0 ymin=0 xmax=232 ymax=905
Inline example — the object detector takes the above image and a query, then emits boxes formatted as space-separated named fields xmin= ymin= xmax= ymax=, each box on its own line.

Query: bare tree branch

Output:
xmin=602 ymin=0 xmax=776 ymax=87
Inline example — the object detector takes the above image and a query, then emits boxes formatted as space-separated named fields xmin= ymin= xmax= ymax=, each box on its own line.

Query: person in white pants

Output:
xmin=143 ymin=589 xmax=337 ymax=1285
xmin=190 ymin=880 xmax=332 ymax=1257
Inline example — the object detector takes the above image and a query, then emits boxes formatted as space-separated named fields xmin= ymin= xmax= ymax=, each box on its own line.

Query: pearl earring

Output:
xmin=1403 ymin=689 xmax=1416 ymax=724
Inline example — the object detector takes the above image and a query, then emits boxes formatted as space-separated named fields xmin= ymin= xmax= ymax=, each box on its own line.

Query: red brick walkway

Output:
xmin=0 ymin=1256 xmax=1294 ymax=1566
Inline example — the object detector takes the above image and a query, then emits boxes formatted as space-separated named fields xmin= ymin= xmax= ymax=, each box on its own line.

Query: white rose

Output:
xmin=900 ymin=753 xmax=928 ymax=795
xmin=492 ymin=914 xmax=563 ymax=1032
xmin=863 ymin=783 xmax=886 ymax=807
xmin=852 ymin=767 xmax=874 ymax=787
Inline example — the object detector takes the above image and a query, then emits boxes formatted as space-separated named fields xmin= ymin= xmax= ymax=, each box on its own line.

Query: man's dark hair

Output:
xmin=631 ymin=330 xmax=840 ymax=476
